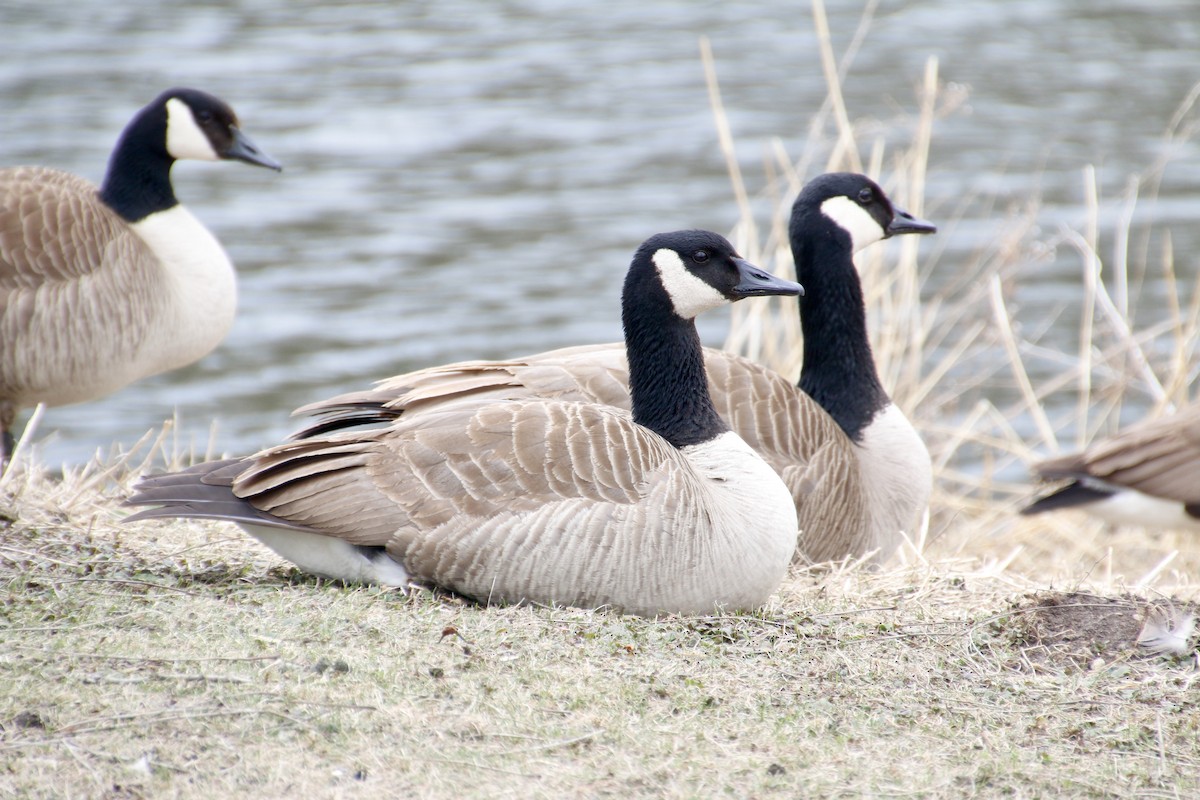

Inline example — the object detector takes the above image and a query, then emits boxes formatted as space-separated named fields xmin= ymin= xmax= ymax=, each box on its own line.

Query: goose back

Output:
xmin=295 ymin=341 xmax=883 ymax=561
xmin=226 ymin=399 xmax=793 ymax=613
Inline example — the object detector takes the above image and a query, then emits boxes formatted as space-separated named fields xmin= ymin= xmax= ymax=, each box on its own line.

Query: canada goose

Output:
xmin=1020 ymin=401 xmax=1200 ymax=531
xmin=126 ymin=230 xmax=805 ymax=616
xmin=0 ymin=87 xmax=281 ymax=466
xmin=294 ymin=173 xmax=936 ymax=564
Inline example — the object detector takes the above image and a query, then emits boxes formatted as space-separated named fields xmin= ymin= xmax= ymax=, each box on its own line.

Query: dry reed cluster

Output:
xmin=707 ymin=4 xmax=1200 ymax=598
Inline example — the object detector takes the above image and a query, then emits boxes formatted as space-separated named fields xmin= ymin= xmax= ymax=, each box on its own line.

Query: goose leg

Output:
xmin=1 ymin=401 xmax=15 ymax=472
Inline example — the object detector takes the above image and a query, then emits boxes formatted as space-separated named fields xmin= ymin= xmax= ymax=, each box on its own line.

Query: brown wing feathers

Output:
xmin=1030 ymin=403 xmax=1200 ymax=505
xmin=283 ymin=342 xmax=865 ymax=562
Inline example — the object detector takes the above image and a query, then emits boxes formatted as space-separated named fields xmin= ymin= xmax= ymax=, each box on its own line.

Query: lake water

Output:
xmin=2 ymin=0 xmax=1199 ymax=467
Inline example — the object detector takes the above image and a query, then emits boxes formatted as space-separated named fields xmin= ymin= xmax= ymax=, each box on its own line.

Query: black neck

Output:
xmin=794 ymin=222 xmax=890 ymax=442
xmin=623 ymin=292 xmax=728 ymax=449
xmin=98 ymin=104 xmax=179 ymax=222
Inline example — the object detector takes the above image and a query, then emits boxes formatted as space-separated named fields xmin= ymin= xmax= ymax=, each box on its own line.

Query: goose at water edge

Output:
xmin=125 ymin=230 xmax=805 ymax=617
xmin=0 ymin=87 xmax=281 ymax=469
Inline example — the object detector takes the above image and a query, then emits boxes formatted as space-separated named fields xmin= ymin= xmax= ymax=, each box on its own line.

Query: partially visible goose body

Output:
xmin=126 ymin=230 xmax=805 ymax=616
xmin=0 ymin=87 xmax=281 ymax=465
xmin=295 ymin=173 xmax=936 ymax=565
xmin=1021 ymin=401 xmax=1200 ymax=531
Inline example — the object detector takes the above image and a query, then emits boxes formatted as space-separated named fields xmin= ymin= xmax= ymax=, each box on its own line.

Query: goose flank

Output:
xmin=1021 ymin=400 xmax=1200 ymax=531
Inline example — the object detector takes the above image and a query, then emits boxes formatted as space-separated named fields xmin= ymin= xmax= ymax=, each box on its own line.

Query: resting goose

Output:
xmin=294 ymin=173 xmax=936 ymax=564
xmin=126 ymin=230 xmax=805 ymax=616
xmin=0 ymin=87 xmax=281 ymax=466
xmin=1021 ymin=401 xmax=1200 ymax=531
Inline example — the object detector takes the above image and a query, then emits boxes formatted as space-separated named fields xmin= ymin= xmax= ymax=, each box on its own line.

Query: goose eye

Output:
xmin=691 ymin=250 xmax=709 ymax=264
xmin=196 ymin=109 xmax=214 ymax=124
xmin=857 ymin=187 xmax=873 ymax=204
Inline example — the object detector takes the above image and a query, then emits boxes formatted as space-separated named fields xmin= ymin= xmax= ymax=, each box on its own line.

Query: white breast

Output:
xmin=678 ymin=431 xmax=799 ymax=606
xmin=129 ymin=205 xmax=238 ymax=372
xmin=853 ymin=403 xmax=932 ymax=559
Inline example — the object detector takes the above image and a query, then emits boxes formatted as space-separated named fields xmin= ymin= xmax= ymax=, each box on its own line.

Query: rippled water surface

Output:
xmin=3 ymin=0 xmax=1199 ymax=465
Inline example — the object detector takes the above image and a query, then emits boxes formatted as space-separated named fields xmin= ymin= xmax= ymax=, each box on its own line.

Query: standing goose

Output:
xmin=1021 ymin=401 xmax=1200 ymax=531
xmin=0 ymin=87 xmax=281 ymax=466
xmin=125 ymin=230 xmax=805 ymax=616
xmin=293 ymin=173 xmax=936 ymax=564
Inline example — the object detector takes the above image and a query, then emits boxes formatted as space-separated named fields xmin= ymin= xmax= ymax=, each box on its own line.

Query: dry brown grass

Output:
xmin=4 ymin=1 xmax=1200 ymax=796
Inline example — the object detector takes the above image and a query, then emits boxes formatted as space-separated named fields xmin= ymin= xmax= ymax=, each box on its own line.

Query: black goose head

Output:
xmin=100 ymin=88 xmax=280 ymax=221
xmin=622 ymin=229 xmax=802 ymax=448
xmin=156 ymin=87 xmax=282 ymax=171
xmin=790 ymin=172 xmax=935 ymax=254
xmin=625 ymin=229 xmax=803 ymax=323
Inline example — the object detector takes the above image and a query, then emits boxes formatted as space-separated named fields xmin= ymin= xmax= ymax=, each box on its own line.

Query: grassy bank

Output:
xmin=2 ymin=476 xmax=1198 ymax=798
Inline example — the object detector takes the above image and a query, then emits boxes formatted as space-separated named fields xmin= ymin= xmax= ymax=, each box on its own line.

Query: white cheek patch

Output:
xmin=653 ymin=248 xmax=728 ymax=319
xmin=820 ymin=195 xmax=886 ymax=252
xmin=165 ymin=97 xmax=220 ymax=162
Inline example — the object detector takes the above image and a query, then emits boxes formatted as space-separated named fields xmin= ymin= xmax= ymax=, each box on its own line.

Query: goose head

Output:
xmin=99 ymin=88 xmax=281 ymax=221
xmin=626 ymin=229 xmax=803 ymax=322
xmin=792 ymin=172 xmax=935 ymax=254
xmin=155 ymin=88 xmax=282 ymax=171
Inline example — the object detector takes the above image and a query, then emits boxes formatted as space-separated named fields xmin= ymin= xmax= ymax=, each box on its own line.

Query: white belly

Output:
xmin=1083 ymin=490 xmax=1200 ymax=532
xmin=240 ymin=524 xmax=410 ymax=586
